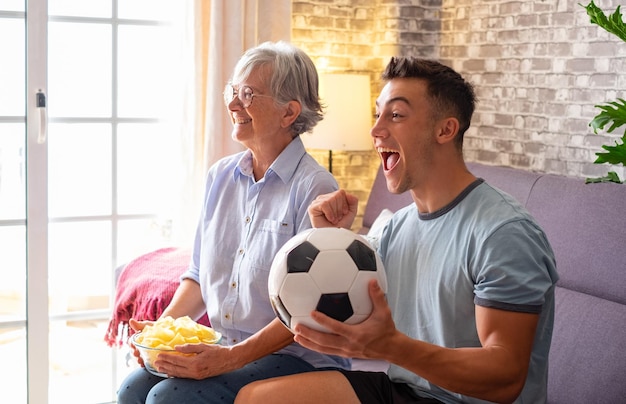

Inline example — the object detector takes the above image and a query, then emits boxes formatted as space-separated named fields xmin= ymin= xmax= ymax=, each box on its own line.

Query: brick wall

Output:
xmin=293 ymin=0 xmax=626 ymax=226
xmin=440 ymin=0 xmax=626 ymax=180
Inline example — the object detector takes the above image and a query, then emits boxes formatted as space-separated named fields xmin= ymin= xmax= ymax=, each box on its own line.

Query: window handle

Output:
xmin=36 ymin=90 xmax=47 ymax=144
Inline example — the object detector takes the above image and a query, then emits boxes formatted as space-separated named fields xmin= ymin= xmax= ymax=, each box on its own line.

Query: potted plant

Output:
xmin=582 ymin=1 xmax=626 ymax=183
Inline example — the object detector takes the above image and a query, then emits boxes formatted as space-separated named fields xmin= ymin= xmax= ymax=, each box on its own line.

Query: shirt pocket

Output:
xmin=248 ymin=219 xmax=295 ymax=268
xmin=259 ymin=219 xmax=293 ymax=236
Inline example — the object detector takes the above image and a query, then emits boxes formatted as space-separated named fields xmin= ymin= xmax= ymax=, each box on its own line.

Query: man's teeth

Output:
xmin=377 ymin=147 xmax=397 ymax=153
xmin=235 ymin=118 xmax=251 ymax=124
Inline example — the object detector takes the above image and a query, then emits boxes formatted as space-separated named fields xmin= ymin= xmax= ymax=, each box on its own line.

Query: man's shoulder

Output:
xmin=469 ymin=182 xmax=533 ymax=221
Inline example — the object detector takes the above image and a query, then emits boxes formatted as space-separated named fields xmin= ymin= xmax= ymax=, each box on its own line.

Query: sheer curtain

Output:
xmin=174 ymin=0 xmax=291 ymax=243
xmin=199 ymin=0 xmax=291 ymax=170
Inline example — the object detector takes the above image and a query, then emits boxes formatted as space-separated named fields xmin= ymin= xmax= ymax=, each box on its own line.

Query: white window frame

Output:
xmin=26 ymin=0 xmax=49 ymax=403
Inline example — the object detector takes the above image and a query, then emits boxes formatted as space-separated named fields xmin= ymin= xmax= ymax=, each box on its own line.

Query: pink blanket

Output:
xmin=104 ymin=247 xmax=210 ymax=347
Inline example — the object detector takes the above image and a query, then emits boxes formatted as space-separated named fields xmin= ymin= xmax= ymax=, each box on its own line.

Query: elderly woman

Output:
xmin=117 ymin=41 xmax=349 ymax=404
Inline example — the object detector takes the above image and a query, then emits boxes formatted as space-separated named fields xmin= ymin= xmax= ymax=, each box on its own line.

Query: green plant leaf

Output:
xmin=581 ymin=1 xmax=626 ymax=42
xmin=581 ymin=2 xmax=626 ymax=185
xmin=585 ymin=171 xmax=624 ymax=184
xmin=594 ymin=135 xmax=626 ymax=165
xmin=590 ymin=98 xmax=626 ymax=135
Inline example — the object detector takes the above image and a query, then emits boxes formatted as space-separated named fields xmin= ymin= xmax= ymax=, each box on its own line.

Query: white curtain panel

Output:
xmin=203 ymin=0 xmax=292 ymax=172
xmin=171 ymin=0 xmax=291 ymax=245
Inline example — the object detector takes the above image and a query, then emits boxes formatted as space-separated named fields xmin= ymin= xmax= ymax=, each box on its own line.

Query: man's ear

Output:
xmin=436 ymin=117 xmax=459 ymax=145
xmin=281 ymin=100 xmax=302 ymax=128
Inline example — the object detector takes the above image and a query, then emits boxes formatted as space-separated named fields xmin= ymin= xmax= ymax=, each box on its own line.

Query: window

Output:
xmin=0 ymin=1 xmax=194 ymax=402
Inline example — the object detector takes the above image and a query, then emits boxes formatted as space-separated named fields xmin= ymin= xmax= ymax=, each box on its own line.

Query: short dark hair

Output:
xmin=382 ymin=57 xmax=477 ymax=146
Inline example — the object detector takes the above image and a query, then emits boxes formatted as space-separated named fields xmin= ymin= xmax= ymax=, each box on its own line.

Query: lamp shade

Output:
xmin=301 ymin=73 xmax=373 ymax=151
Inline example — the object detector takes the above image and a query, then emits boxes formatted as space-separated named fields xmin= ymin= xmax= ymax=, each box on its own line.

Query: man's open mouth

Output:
xmin=377 ymin=147 xmax=400 ymax=171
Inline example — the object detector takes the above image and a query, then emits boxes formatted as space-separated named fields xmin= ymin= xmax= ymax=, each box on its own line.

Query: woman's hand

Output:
xmin=151 ymin=343 xmax=240 ymax=380
xmin=127 ymin=318 xmax=154 ymax=368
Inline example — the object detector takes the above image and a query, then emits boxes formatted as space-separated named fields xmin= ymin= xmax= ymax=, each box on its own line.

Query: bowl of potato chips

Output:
xmin=131 ymin=316 xmax=222 ymax=377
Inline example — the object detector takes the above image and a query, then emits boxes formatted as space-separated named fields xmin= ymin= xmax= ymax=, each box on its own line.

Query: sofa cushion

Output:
xmin=548 ymin=287 xmax=626 ymax=403
xmin=368 ymin=208 xmax=393 ymax=238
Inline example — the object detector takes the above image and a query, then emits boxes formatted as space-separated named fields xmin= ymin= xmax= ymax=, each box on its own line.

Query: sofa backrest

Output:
xmin=467 ymin=162 xmax=541 ymax=205
xmin=524 ymin=174 xmax=626 ymax=404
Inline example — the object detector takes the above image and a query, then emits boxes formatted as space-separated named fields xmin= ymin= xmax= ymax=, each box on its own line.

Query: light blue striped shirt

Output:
xmin=181 ymin=136 xmax=349 ymax=369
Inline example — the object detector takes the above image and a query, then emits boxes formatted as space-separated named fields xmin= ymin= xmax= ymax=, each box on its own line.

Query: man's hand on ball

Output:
xmin=308 ymin=190 xmax=358 ymax=229
xmin=293 ymin=280 xmax=395 ymax=360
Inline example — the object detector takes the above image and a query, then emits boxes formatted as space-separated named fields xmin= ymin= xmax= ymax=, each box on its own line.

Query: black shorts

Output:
xmin=337 ymin=370 xmax=443 ymax=404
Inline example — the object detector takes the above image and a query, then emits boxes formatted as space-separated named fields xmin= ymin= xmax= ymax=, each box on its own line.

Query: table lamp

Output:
xmin=301 ymin=73 xmax=373 ymax=173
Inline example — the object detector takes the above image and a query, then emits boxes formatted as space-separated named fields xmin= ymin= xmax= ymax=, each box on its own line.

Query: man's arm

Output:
xmin=293 ymin=281 xmax=539 ymax=404
xmin=307 ymin=189 xmax=359 ymax=229
xmin=388 ymin=306 xmax=538 ymax=403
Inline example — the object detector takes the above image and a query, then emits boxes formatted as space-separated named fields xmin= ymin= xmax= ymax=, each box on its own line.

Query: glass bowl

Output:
xmin=131 ymin=329 xmax=222 ymax=377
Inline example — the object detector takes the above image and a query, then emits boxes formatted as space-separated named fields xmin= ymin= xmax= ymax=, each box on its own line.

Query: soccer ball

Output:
xmin=268 ymin=227 xmax=387 ymax=333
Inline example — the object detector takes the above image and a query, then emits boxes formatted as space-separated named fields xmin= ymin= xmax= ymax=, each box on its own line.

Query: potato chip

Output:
xmin=135 ymin=316 xmax=220 ymax=349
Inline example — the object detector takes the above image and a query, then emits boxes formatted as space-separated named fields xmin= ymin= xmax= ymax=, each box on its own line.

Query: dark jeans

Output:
xmin=117 ymin=353 xmax=316 ymax=404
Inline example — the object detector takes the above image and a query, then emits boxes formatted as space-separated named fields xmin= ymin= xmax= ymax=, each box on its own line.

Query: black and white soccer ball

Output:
xmin=268 ymin=227 xmax=387 ymax=333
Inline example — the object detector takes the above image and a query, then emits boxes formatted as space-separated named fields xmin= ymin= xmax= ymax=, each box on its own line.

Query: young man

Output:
xmin=235 ymin=57 xmax=559 ymax=404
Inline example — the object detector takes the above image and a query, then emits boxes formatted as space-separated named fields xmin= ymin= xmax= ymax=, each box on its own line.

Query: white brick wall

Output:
xmin=293 ymin=0 xmax=626 ymax=211
xmin=442 ymin=0 xmax=625 ymax=179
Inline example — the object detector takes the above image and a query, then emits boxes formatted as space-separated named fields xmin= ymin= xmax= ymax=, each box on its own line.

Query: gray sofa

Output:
xmin=359 ymin=162 xmax=626 ymax=404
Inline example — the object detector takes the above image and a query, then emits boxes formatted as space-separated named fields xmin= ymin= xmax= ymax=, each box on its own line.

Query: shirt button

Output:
xmin=224 ymin=313 xmax=230 ymax=320
xmin=231 ymin=339 xmax=238 ymax=343
xmin=238 ymin=249 xmax=244 ymax=255
xmin=245 ymin=216 xmax=251 ymax=223
xmin=231 ymin=282 xmax=237 ymax=288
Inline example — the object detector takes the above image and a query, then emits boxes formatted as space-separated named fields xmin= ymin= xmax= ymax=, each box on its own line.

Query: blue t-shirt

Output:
xmin=379 ymin=179 xmax=558 ymax=404
xmin=181 ymin=136 xmax=349 ymax=369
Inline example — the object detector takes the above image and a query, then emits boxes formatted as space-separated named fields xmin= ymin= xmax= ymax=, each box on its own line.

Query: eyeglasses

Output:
xmin=223 ymin=83 xmax=273 ymax=109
